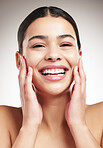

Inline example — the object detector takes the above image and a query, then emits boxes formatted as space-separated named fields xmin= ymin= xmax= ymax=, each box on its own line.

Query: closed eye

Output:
xmin=32 ymin=44 xmax=45 ymax=48
xmin=60 ymin=43 xmax=72 ymax=47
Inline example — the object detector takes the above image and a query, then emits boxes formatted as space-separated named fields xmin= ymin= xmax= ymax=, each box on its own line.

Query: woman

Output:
xmin=0 ymin=6 xmax=103 ymax=148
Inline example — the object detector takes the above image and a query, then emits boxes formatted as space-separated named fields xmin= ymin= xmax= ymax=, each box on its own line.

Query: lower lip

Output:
xmin=40 ymin=71 xmax=68 ymax=81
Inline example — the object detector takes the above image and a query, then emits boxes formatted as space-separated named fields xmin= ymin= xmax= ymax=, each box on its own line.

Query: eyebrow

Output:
xmin=28 ymin=35 xmax=48 ymax=41
xmin=57 ymin=34 xmax=75 ymax=40
xmin=28 ymin=34 xmax=75 ymax=42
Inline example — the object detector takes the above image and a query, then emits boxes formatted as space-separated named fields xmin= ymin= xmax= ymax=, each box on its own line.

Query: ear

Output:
xmin=79 ymin=50 xmax=82 ymax=57
xmin=15 ymin=51 xmax=21 ymax=70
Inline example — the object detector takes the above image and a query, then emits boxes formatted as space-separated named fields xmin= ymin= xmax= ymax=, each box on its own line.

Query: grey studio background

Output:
xmin=0 ymin=0 xmax=103 ymax=107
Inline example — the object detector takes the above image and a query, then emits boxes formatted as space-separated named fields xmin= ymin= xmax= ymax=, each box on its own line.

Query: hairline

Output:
xmin=23 ymin=15 xmax=77 ymax=50
xmin=18 ymin=6 xmax=81 ymax=54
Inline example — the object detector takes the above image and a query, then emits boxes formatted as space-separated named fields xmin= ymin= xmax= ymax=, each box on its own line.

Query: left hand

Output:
xmin=65 ymin=57 xmax=86 ymax=128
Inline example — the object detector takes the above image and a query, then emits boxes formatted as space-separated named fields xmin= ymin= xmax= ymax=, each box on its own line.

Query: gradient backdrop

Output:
xmin=0 ymin=0 xmax=103 ymax=106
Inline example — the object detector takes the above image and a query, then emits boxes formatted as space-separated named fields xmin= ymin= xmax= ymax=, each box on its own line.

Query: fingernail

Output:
xmin=75 ymin=66 xmax=78 ymax=71
xmin=28 ymin=66 xmax=32 ymax=74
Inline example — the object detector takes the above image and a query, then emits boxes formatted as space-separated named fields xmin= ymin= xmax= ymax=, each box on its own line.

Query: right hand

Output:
xmin=18 ymin=56 xmax=43 ymax=128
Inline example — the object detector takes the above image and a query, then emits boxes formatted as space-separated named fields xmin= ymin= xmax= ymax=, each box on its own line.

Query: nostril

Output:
xmin=48 ymin=57 xmax=52 ymax=60
xmin=57 ymin=58 xmax=61 ymax=60
xmin=47 ymin=57 xmax=61 ymax=61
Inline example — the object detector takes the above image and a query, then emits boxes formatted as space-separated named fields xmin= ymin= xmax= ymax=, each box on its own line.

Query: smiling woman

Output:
xmin=20 ymin=15 xmax=79 ymax=96
xmin=0 ymin=6 xmax=103 ymax=148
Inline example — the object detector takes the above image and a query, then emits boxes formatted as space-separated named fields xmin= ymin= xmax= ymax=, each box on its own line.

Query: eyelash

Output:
xmin=31 ymin=43 xmax=72 ymax=48
xmin=60 ymin=43 xmax=72 ymax=47
xmin=32 ymin=44 xmax=44 ymax=48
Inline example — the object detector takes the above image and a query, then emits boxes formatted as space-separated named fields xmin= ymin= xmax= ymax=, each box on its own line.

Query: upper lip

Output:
xmin=38 ymin=65 xmax=69 ymax=72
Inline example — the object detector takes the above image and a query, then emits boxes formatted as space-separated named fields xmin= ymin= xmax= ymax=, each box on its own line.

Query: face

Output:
xmin=18 ymin=16 xmax=81 ymax=96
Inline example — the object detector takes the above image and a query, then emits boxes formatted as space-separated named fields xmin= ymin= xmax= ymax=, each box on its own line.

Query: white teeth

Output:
xmin=46 ymin=73 xmax=64 ymax=76
xmin=42 ymin=69 xmax=65 ymax=74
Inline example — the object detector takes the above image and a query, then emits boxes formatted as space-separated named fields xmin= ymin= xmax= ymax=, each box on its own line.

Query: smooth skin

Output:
xmin=0 ymin=16 xmax=103 ymax=148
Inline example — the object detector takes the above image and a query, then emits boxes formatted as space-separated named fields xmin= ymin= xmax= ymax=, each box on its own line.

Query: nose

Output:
xmin=44 ymin=46 xmax=62 ymax=62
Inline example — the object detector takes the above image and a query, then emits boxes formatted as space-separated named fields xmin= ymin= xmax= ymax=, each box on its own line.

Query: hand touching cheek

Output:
xmin=18 ymin=56 xmax=43 ymax=127
xmin=65 ymin=57 xmax=86 ymax=127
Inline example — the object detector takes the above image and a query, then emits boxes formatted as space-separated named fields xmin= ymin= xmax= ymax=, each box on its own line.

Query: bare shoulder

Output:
xmin=0 ymin=105 xmax=22 ymax=147
xmin=86 ymin=102 xmax=103 ymax=119
xmin=0 ymin=105 xmax=22 ymax=126
xmin=85 ymin=102 xmax=103 ymax=145
xmin=86 ymin=102 xmax=103 ymax=125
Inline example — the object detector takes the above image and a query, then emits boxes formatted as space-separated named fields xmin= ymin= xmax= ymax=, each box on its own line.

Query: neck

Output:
xmin=36 ymin=90 xmax=71 ymax=133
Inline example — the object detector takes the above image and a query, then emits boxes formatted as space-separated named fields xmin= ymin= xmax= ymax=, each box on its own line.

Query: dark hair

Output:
xmin=18 ymin=6 xmax=81 ymax=54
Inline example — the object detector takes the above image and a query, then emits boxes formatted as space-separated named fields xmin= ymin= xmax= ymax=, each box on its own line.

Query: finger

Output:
xmin=24 ymin=67 xmax=38 ymax=104
xmin=24 ymin=67 xmax=40 ymax=118
xmin=78 ymin=58 xmax=86 ymax=92
xmin=18 ymin=56 xmax=27 ymax=89
xmin=78 ymin=58 xmax=86 ymax=80
xmin=74 ymin=66 xmax=81 ymax=85
xmin=72 ymin=66 xmax=81 ymax=97
xmin=69 ymin=80 xmax=75 ymax=97
xmin=18 ymin=56 xmax=27 ymax=106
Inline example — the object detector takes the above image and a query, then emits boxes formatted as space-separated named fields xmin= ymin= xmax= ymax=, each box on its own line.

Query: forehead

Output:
xmin=25 ymin=16 xmax=76 ymax=39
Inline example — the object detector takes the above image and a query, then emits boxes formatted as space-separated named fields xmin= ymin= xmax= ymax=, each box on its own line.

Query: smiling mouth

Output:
xmin=38 ymin=65 xmax=69 ymax=81
xmin=40 ymin=68 xmax=67 ymax=76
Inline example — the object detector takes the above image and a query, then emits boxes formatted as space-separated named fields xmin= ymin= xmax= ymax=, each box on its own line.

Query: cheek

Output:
xmin=65 ymin=50 xmax=79 ymax=67
xmin=24 ymin=51 xmax=43 ymax=68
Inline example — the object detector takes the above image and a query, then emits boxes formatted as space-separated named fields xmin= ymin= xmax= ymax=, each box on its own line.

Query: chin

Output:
xmin=33 ymin=71 xmax=73 ymax=96
xmin=35 ymin=80 xmax=72 ymax=97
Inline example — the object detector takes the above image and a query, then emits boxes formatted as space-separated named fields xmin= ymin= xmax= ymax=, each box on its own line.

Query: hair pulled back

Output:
xmin=18 ymin=6 xmax=81 ymax=54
